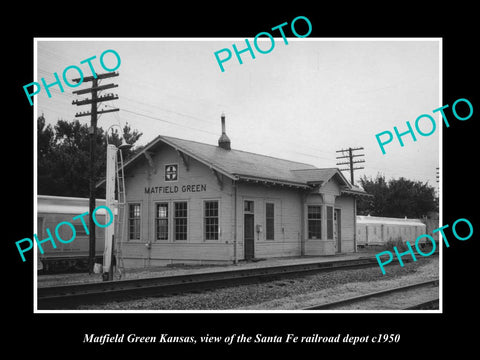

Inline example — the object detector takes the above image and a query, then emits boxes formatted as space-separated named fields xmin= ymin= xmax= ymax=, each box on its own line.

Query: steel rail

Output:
xmin=302 ymin=278 xmax=439 ymax=310
xmin=38 ymin=257 xmax=381 ymax=309
xmin=403 ymin=298 xmax=439 ymax=310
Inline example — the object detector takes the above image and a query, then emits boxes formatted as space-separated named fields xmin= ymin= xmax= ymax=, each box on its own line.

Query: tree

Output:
xmin=37 ymin=116 xmax=142 ymax=197
xmin=38 ymin=115 xmax=58 ymax=195
xmin=357 ymin=174 xmax=438 ymax=218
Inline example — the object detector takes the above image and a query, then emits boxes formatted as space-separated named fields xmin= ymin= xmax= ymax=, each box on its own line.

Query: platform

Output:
xmin=37 ymin=252 xmax=374 ymax=288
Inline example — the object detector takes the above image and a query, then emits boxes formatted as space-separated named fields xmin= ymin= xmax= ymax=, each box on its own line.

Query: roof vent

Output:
xmin=218 ymin=113 xmax=231 ymax=150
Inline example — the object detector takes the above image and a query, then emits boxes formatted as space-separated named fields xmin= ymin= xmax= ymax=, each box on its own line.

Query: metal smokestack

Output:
xmin=218 ymin=113 xmax=231 ymax=150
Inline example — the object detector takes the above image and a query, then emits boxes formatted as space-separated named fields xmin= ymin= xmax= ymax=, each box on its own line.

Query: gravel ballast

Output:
xmin=75 ymin=256 xmax=439 ymax=311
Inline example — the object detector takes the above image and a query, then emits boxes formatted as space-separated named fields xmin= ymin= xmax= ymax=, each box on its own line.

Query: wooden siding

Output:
xmin=122 ymin=144 xmax=236 ymax=264
xmin=120 ymin=143 xmax=359 ymax=266
xmin=319 ymin=179 xmax=341 ymax=204
xmin=303 ymin=192 xmax=355 ymax=255
xmin=335 ymin=196 xmax=355 ymax=253
xmin=235 ymin=182 xmax=303 ymax=259
xmin=305 ymin=239 xmax=335 ymax=256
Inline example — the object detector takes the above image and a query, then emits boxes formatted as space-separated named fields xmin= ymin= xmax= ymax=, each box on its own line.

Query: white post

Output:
xmin=103 ymin=144 xmax=117 ymax=277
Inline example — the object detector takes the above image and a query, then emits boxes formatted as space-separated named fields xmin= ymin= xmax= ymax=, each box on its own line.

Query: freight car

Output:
xmin=356 ymin=215 xmax=427 ymax=247
xmin=37 ymin=195 xmax=109 ymax=273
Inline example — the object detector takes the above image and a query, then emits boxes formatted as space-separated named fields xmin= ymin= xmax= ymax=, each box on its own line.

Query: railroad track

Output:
xmin=404 ymin=298 xmax=439 ymax=310
xmin=38 ymin=256 xmax=387 ymax=309
xmin=302 ymin=279 xmax=439 ymax=310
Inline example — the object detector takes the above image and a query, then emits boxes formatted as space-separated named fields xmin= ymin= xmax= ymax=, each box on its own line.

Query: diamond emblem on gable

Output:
xmin=165 ymin=164 xmax=178 ymax=181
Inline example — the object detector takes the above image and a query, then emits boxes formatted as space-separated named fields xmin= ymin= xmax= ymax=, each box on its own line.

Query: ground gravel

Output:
xmin=76 ymin=256 xmax=439 ymax=311
xmin=244 ymin=258 xmax=439 ymax=310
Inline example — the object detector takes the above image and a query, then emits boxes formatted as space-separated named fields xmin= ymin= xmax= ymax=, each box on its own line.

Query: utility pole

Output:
xmin=336 ymin=147 xmax=365 ymax=185
xmin=72 ymin=72 xmax=119 ymax=273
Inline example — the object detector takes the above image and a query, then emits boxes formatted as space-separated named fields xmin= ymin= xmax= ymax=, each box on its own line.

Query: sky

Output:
xmin=35 ymin=38 xmax=441 ymax=191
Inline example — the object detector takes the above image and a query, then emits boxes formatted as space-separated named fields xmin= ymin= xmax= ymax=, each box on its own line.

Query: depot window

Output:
xmin=155 ymin=203 xmax=169 ymax=240
xmin=74 ymin=224 xmax=88 ymax=236
xmin=326 ymin=206 xmax=333 ymax=239
xmin=128 ymin=203 xmax=141 ymax=240
xmin=308 ymin=205 xmax=322 ymax=239
xmin=204 ymin=200 xmax=219 ymax=240
xmin=266 ymin=203 xmax=274 ymax=240
xmin=174 ymin=201 xmax=188 ymax=241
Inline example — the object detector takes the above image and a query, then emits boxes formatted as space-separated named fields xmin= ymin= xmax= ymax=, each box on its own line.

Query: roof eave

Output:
xmin=236 ymin=174 xmax=312 ymax=189
xmin=340 ymin=188 xmax=372 ymax=197
xmin=96 ymin=135 xmax=237 ymax=188
xmin=159 ymin=136 xmax=236 ymax=180
xmin=315 ymin=168 xmax=351 ymax=191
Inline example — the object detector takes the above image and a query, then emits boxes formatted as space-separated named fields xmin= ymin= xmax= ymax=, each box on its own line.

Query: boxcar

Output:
xmin=37 ymin=195 xmax=108 ymax=273
xmin=356 ymin=215 xmax=427 ymax=247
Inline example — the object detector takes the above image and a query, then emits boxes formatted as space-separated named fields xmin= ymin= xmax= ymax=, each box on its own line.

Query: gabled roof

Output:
xmin=292 ymin=168 xmax=348 ymax=186
xmin=162 ymin=135 xmax=317 ymax=183
xmin=107 ymin=134 xmax=367 ymax=194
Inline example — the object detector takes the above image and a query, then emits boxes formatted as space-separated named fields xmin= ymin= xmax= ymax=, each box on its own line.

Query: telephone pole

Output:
xmin=72 ymin=72 xmax=119 ymax=273
xmin=336 ymin=147 xmax=365 ymax=185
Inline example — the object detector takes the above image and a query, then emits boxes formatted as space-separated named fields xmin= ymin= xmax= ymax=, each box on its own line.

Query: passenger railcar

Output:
xmin=37 ymin=195 xmax=108 ymax=273
xmin=356 ymin=215 xmax=427 ymax=247
xmin=38 ymin=195 xmax=431 ymax=273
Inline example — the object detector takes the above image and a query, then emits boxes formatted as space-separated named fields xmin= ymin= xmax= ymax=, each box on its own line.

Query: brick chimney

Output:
xmin=218 ymin=113 xmax=231 ymax=150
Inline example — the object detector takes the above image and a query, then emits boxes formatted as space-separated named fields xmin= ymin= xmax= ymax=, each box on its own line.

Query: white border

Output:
xmin=33 ymin=37 xmax=442 ymax=314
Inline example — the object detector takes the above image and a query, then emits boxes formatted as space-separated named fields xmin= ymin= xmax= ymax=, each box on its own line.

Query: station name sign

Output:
xmin=145 ymin=184 xmax=207 ymax=194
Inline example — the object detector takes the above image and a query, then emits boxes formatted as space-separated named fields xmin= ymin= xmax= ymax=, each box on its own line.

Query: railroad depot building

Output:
xmin=114 ymin=115 xmax=367 ymax=267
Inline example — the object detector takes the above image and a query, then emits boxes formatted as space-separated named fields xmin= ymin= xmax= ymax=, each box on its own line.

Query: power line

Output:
xmin=336 ymin=147 xmax=365 ymax=185
xmin=119 ymin=96 xmax=217 ymax=125
xmin=104 ymin=104 xmax=218 ymax=135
